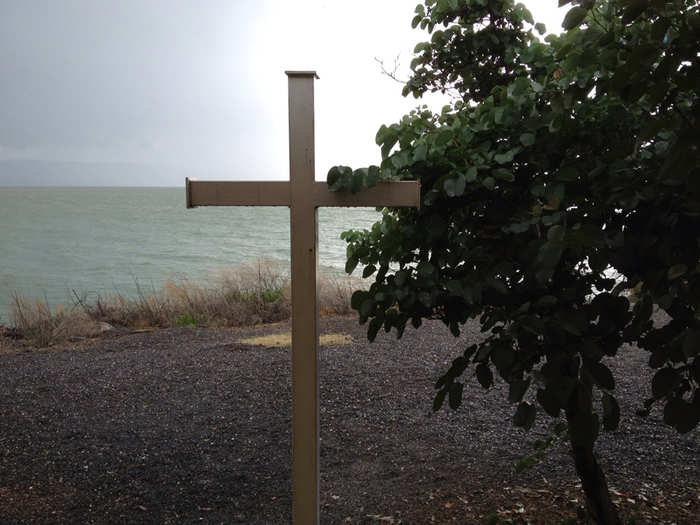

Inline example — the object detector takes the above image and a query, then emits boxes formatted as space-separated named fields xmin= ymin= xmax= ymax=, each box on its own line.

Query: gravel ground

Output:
xmin=0 ymin=316 xmax=697 ymax=524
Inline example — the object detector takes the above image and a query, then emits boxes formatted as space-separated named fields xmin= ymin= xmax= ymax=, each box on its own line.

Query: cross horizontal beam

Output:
xmin=186 ymin=179 xmax=421 ymax=209
xmin=186 ymin=179 xmax=290 ymax=207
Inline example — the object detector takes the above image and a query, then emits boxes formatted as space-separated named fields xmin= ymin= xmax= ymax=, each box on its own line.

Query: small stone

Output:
xmin=98 ymin=322 xmax=116 ymax=333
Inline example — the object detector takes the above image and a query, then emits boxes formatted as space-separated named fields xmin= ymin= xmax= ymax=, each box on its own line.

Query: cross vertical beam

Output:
xmin=185 ymin=71 xmax=420 ymax=524
xmin=287 ymin=71 xmax=320 ymax=525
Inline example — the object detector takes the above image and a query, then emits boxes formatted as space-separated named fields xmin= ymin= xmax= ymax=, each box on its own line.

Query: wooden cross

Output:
xmin=185 ymin=71 xmax=420 ymax=524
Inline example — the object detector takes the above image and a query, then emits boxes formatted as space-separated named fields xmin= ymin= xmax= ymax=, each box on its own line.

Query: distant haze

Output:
xmin=0 ymin=160 xmax=202 ymax=187
xmin=0 ymin=1 xmax=565 ymax=186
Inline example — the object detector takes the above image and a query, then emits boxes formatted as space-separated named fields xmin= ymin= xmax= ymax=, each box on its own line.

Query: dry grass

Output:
xmin=10 ymin=294 xmax=109 ymax=347
xmin=239 ymin=333 xmax=353 ymax=348
xmin=4 ymin=259 xmax=363 ymax=347
xmin=319 ymin=272 xmax=358 ymax=316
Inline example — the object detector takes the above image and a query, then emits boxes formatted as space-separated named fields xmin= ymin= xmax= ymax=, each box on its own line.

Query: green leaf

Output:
xmin=664 ymin=395 xmax=700 ymax=434
xmin=446 ymin=279 xmax=463 ymax=296
xmin=537 ymin=242 xmax=564 ymax=278
xmin=557 ymin=166 xmax=578 ymax=182
xmin=545 ymin=183 xmax=565 ymax=209
xmin=418 ymin=292 xmax=432 ymax=308
xmin=474 ymin=344 xmax=491 ymax=363
xmin=328 ymin=165 xmax=351 ymax=191
xmin=433 ymin=389 xmax=447 ymax=412
xmin=449 ymin=382 xmax=464 ymax=409
xmin=435 ymin=129 xmax=453 ymax=146
xmin=413 ymin=143 xmax=428 ymax=162
xmin=362 ymin=264 xmax=377 ymax=278
xmin=602 ymin=393 xmax=620 ymax=431
xmin=493 ymin=152 xmax=510 ymax=165
xmin=365 ymin=165 xmax=380 ymax=188
xmin=493 ymin=168 xmax=515 ymax=182
xmin=412 ymin=42 xmax=430 ymax=55
xmin=513 ymin=402 xmax=537 ymax=431
xmin=423 ymin=189 xmax=439 ymax=206
xmin=327 ymin=166 xmax=342 ymax=188
xmin=359 ymin=299 xmax=374 ymax=318
xmin=494 ymin=107 xmax=505 ymax=124
xmin=491 ymin=345 xmax=515 ymax=374
xmin=534 ymin=23 xmax=546 ymax=35
xmin=537 ymin=388 xmax=561 ymax=417
xmin=663 ymin=396 xmax=700 ymax=434
xmin=350 ymin=290 xmax=367 ymax=310
xmin=650 ymin=17 xmax=670 ymax=41
xmin=476 ymin=363 xmax=493 ymax=389
xmin=581 ymin=341 xmax=604 ymax=361
xmin=494 ymin=148 xmax=519 ymax=164
xmin=345 ymin=255 xmax=359 ymax=274
xmin=652 ymin=367 xmax=680 ymax=398
xmin=588 ymin=361 xmax=615 ymax=390
xmin=546 ymin=224 xmax=565 ymax=242
xmin=683 ymin=331 xmax=699 ymax=360
xmin=395 ymin=270 xmax=409 ymax=287
xmin=536 ymin=295 xmax=558 ymax=309
xmin=464 ymin=166 xmax=478 ymax=182
xmin=378 ymin=127 xmax=399 ymax=158
xmin=417 ymin=261 xmax=435 ymax=277
xmin=444 ymin=173 xmax=466 ymax=197
xmin=367 ymin=316 xmax=382 ymax=342
xmin=520 ymin=133 xmax=535 ymax=147
xmin=667 ymin=264 xmax=687 ymax=280
xmin=622 ymin=3 xmax=646 ymax=25
xmin=509 ymin=377 xmax=532 ymax=403
xmin=562 ymin=6 xmax=588 ymax=30
xmin=350 ymin=169 xmax=365 ymax=193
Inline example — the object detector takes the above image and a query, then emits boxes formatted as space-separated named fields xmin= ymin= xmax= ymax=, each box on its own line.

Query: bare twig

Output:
xmin=375 ymin=55 xmax=407 ymax=84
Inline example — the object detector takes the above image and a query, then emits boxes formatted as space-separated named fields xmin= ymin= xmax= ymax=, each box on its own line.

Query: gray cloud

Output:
xmin=1 ymin=0 xmax=264 ymax=173
xmin=1 ymin=1 xmax=565 ymax=186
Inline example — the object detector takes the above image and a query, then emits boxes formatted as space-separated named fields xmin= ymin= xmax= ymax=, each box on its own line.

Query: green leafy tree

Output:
xmin=328 ymin=1 xmax=699 ymax=523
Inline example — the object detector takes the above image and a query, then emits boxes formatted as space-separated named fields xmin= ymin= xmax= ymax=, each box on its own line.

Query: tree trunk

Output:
xmin=569 ymin=439 xmax=621 ymax=525
xmin=566 ymin=384 xmax=621 ymax=525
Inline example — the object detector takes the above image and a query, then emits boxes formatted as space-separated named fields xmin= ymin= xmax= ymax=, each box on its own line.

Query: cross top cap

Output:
xmin=285 ymin=70 xmax=320 ymax=79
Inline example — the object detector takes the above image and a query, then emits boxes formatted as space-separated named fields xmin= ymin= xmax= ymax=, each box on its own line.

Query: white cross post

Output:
xmin=186 ymin=71 xmax=420 ymax=524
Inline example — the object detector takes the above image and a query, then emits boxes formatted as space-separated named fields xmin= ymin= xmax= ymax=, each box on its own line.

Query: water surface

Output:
xmin=0 ymin=187 xmax=380 ymax=321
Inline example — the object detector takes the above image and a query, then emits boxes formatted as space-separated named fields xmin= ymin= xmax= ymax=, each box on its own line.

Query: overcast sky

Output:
xmin=0 ymin=1 xmax=566 ymax=184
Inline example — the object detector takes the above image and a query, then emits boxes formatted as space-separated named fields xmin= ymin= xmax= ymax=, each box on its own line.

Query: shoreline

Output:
xmin=1 ymin=261 xmax=362 ymax=348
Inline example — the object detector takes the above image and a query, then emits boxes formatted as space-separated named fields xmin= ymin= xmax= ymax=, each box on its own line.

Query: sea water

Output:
xmin=0 ymin=187 xmax=381 ymax=322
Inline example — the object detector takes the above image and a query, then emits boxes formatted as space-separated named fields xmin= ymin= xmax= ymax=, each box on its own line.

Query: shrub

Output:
xmin=173 ymin=312 xmax=202 ymax=327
